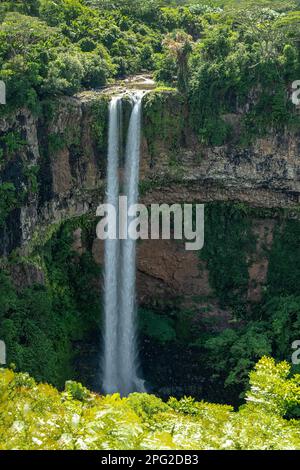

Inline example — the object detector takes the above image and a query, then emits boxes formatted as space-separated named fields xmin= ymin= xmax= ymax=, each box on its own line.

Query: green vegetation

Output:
xmin=0 ymin=183 xmax=18 ymax=226
xmin=0 ymin=0 xmax=300 ymax=450
xmin=90 ymin=97 xmax=109 ymax=153
xmin=138 ymin=205 xmax=300 ymax=407
xmin=1 ymin=204 xmax=300 ymax=411
xmin=188 ymin=4 xmax=300 ymax=144
xmin=139 ymin=308 xmax=176 ymax=343
xmin=0 ymin=0 xmax=299 ymax=139
xmin=0 ymin=218 xmax=101 ymax=388
xmin=1 ymin=357 xmax=300 ymax=450
xmin=143 ymin=89 xmax=185 ymax=161
xmin=198 ymin=209 xmax=300 ymax=399
xmin=201 ymin=203 xmax=256 ymax=311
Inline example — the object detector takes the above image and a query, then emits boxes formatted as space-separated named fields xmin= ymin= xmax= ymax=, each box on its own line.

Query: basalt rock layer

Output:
xmin=0 ymin=90 xmax=299 ymax=257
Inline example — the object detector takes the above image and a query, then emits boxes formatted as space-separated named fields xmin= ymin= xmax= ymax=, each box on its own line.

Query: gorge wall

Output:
xmin=0 ymin=89 xmax=299 ymax=257
xmin=0 ymin=89 xmax=300 ymax=400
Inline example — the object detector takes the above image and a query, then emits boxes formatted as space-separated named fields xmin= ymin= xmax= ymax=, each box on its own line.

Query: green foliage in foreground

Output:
xmin=1 ymin=357 xmax=300 ymax=450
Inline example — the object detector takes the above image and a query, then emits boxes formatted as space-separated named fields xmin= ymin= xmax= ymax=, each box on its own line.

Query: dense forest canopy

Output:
xmin=0 ymin=0 xmax=300 ymax=123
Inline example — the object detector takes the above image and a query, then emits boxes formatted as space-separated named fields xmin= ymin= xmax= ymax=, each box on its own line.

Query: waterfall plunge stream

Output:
xmin=103 ymin=92 xmax=145 ymax=396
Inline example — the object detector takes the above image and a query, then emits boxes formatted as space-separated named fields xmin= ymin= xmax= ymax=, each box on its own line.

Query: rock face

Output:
xmin=8 ymin=262 xmax=46 ymax=291
xmin=92 ymin=236 xmax=212 ymax=305
xmin=141 ymin=91 xmax=300 ymax=208
xmin=137 ymin=239 xmax=212 ymax=305
xmin=1 ymin=90 xmax=300 ymax=253
xmin=90 ymin=216 xmax=276 ymax=317
xmin=247 ymin=219 xmax=275 ymax=303
xmin=0 ymin=89 xmax=299 ymax=296
xmin=0 ymin=95 xmax=108 ymax=256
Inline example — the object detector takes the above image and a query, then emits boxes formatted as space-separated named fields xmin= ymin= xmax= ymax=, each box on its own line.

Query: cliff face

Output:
xmin=0 ymin=89 xmax=299 ymax=299
xmin=0 ymin=94 xmax=109 ymax=256
xmin=91 ymin=214 xmax=273 ymax=326
xmin=0 ymin=90 xmax=299 ymax=257
xmin=141 ymin=91 xmax=300 ymax=208
xmin=0 ymin=91 xmax=300 ymax=312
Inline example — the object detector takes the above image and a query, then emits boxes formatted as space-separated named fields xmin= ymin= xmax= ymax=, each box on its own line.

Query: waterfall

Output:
xmin=103 ymin=92 xmax=145 ymax=396
xmin=103 ymin=96 xmax=122 ymax=395
xmin=119 ymin=93 xmax=144 ymax=396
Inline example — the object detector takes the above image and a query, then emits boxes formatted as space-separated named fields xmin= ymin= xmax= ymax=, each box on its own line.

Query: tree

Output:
xmin=0 ymin=0 xmax=40 ymax=16
xmin=246 ymin=357 xmax=300 ymax=416
xmin=43 ymin=52 xmax=84 ymax=95
xmin=163 ymin=30 xmax=193 ymax=93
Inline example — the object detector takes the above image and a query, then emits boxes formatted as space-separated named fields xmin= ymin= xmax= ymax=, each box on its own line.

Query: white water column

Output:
xmin=102 ymin=92 xmax=145 ymax=396
xmin=102 ymin=96 xmax=122 ymax=395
